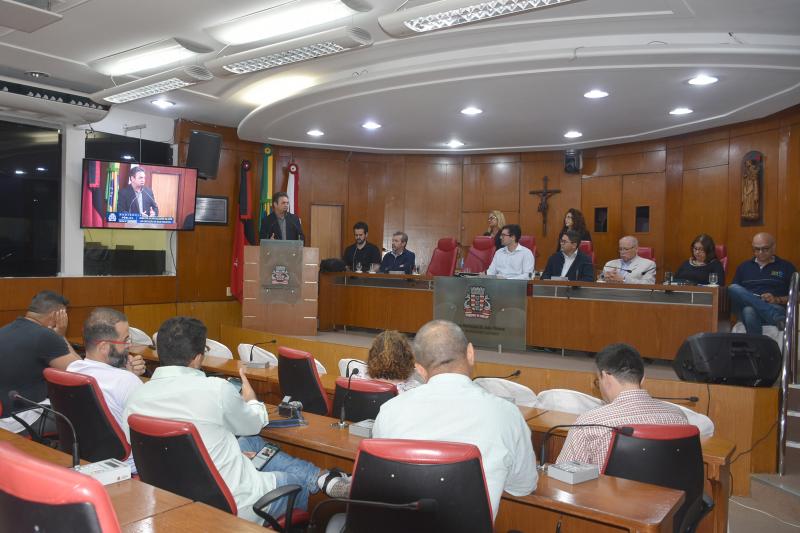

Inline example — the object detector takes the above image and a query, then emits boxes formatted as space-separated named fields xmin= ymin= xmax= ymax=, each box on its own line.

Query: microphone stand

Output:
xmin=332 ymin=367 xmax=360 ymax=429
xmin=307 ymin=497 xmax=436 ymax=533
xmin=248 ymin=339 xmax=277 ymax=366
xmin=539 ymin=424 xmax=633 ymax=468
xmin=9 ymin=391 xmax=81 ymax=469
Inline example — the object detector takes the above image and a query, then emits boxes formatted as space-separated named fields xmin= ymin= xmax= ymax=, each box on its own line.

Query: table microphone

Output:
xmin=472 ymin=369 xmax=521 ymax=381
xmin=8 ymin=391 xmax=80 ymax=469
xmin=539 ymin=424 xmax=634 ymax=467
xmin=248 ymin=339 xmax=277 ymax=365
xmin=307 ymin=497 xmax=437 ymax=532
xmin=345 ymin=359 xmax=365 ymax=378
xmin=653 ymin=395 xmax=700 ymax=403
xmin=332 ymin=367 xmax=360 ymax=429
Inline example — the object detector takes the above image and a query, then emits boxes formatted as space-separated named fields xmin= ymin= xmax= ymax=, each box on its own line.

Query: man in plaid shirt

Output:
xmin=557 ymin=343 xmax=688 ymax=466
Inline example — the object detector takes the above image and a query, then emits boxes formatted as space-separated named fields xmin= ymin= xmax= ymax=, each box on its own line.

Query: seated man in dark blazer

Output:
xmin=258 ymin=191 xmax=304 ymax=242
xmin=541 ymin=229 xmax=594 ymax=281
xmin=118 ymin=166 xmax=158 ymax=216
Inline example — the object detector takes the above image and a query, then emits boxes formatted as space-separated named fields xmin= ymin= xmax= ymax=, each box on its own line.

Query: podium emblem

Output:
xmin=464 ymin=286 xmax=492 ymax=319
xmin=271 ymin=265 xmax=290 ymax=285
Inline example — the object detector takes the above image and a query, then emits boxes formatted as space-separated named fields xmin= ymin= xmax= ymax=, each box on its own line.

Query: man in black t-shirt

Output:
xmin=0 ymin=291 xmax=79 ymax=433
xmin=342 ymin=221 xmax=382 ymax=272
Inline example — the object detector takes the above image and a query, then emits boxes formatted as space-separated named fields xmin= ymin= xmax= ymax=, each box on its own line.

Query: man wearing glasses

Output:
xmin=729 ymin=233 xmax=796 ymax=334
xmin=602 ymin=236 xmax=656 ymax=284
xmin=486 ymin=224 xmax=535 ymax=280
xmin=541 ymin=229 xmax=594 ymax=281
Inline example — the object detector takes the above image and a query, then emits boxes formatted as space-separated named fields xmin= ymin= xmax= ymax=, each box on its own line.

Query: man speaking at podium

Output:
xmin=118 ymin=166 xmax=159 ymax=216
xmin=259 ymin=191 xmax=305 ymax=242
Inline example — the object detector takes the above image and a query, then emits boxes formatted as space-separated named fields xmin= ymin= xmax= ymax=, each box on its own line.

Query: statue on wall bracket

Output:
xmin=740 ymin=151 xmax=764 ymax=226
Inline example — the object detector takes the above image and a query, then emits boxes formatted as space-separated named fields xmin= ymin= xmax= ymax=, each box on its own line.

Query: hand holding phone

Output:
xmin=251 ymin=442 xmax=280 ymax=470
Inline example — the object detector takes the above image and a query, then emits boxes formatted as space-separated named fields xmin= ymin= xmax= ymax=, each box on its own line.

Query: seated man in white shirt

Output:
xmin=322 ymin=320 xmax=538 ymax=523
xmin=486 ymin=224 xmax=535 ymax=280
xmin=603 ymin=235 xmax=656 ymax=284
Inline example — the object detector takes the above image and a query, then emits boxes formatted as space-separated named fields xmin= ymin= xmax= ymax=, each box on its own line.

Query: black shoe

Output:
xmin=777 ymin=318 xmax=786 ymax=332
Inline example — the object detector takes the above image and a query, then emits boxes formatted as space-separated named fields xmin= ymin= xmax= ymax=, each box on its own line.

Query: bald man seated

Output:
xmin=602 ymin=236 xmax=656 ymax=284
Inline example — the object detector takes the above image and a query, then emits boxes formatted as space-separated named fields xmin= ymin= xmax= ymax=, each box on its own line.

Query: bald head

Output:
xmin=618 ymin=235 xmax=639 ymax=262
xmin=751 ymin=232 xmax=776 ymax=264
xmin=413 ymin=320 xmax=471 ymax=376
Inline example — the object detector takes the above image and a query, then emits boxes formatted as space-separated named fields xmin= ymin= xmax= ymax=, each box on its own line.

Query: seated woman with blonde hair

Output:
xmin=367 ymin=330 xmax=421 ymax=393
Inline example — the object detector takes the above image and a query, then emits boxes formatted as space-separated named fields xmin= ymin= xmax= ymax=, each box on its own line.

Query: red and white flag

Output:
xmin=287 ymin=162 xmax=300 ymax=216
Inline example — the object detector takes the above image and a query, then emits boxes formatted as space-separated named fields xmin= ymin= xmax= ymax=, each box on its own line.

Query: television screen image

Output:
xmin=80 ymin=159 xmax=198 ymax=230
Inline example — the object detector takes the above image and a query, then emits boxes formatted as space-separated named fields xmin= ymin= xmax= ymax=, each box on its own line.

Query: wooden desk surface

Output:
xmin=122 ymin=502 xmax=269 ymax=532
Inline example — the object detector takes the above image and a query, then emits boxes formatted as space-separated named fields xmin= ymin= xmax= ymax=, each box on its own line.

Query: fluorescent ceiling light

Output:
xmin=669 ymin=107 xmax=693 ymax=115
xmin=461 ymin=106 xmax=482 ymax=115
xmin=564 ymin=130 xmax=582 ymax=138
xmin=362 ymin=121 xmax=381 ymax=130
xmin=583 ymin=89 xmax=608 ymax=99
xmin=380 ymin=0 xmax=582 ymax=37
xmin=90 ymin=66 xmax=213 ymax=104
xmin=446 ymin=139 xmax=465 ymax=148
xmin=35 ymin=166 xmax=46 ymax=171
xmin=14 ymin=169 xmax=25 ymax=175
xmin=206 ymin=27 xmax=372 ymax=77
xmin=89 ymin=38 xmax=205 ymax=77
xmin=307 ymin=129 xmax=325 ymax=137
xmin=688 ymin=74 xmax=718 ymax=86
xmin=151 ymin=99 xmax=175 ymax=109
xmin=206 ymin=0 xmax=370 ymax=46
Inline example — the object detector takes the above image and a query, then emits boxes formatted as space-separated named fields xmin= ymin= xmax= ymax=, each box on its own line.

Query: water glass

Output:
xmin=413 ymin=264 xmax=420 ymax=275
xmin=708 ymin=272 xmax=718 ymax=286
xmin=355 ymin=262 xmax=362 ymax=273
xmin=664 ymin=271 xmax=673 ymax=285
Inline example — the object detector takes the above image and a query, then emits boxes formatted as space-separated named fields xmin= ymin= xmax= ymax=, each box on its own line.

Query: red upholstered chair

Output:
xmin=425 ymin=238 xmax=458 ymax=277
xmin=602 ymin=424 xmax=713 ymax=533
xmin=518 ymin=235 xmax=537 ymax=258
xmin=277 ymin=346 xmax=332 ymax=416
xmin=715 ymin=244 xmax=728 ymax=272
xmin=0 ymin=441 xmax=122 ymax=533
xmin=128 ymin=414 xmax=307 ymax=532
xmin=325 ymin=439 xmax=494 ymax=533
xmin=638 ymin=246 xmax=655 ymax=261
xmin=464 ymin=236 xmax=496 ymax=273
xmin=579 ymin=240 xmax=593 ymax=254
xmin=43 ymin=368 xmax=130 ymax=463
xmin=332 ymin=378 xmax=397 ymax=423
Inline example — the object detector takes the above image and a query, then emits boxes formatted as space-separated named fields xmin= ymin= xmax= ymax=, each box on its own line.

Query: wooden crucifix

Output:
xmin=529 ymin=175 xmax=561 ymax=236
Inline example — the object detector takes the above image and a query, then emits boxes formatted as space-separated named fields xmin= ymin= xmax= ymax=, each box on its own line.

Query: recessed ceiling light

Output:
xmin=35 ymin=167 xmax=46 ymax=172
xmin=446 ymin=139 xmax=465 ymax=148
xmin=460 ymin=106 xmax=483 ymax=115
xmin=669 ymin=107 xmax=693 ymax=115
xmin=151 ymin=99 xmax=175 ymax=109
xmin=307 ymin=129 xmax=325 ymax=137
xmin=121 ymin=155 xmax=134 ymax=160
xmin=583 ymin=89 xmax=608 ymax=99
xmin=25 ymin=71 xmax=50 ymax=79
xmin=14 ymin=169 xmax=25 ymax=175
xmin=564 ymin=131 xmax=583 ymax=139
xmin=362 ymin=121 xmax=381 ymax=130
xmin=688 ymin=74 xmax=718 ymax=86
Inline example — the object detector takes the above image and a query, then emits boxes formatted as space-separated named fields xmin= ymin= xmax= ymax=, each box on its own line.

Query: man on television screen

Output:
xmin=118 ymin=166 xmax=158 ymax=216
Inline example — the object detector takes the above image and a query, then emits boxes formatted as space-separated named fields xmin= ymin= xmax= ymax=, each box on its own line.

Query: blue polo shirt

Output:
xmin=732 ymin=256 xmax=796 ymax=296
xmin=379 ymin=249 xmax=416 ymax=274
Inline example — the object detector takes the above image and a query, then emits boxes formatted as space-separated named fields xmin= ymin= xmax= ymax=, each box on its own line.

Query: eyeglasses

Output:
xmin=752 ymin=245 xmax=773 ymax=253
xmin=204 ymin=344 xmax=211 ymax=353
xmin=560 ymin=239 xmax=575 ymax=245
xmin=99 ymin=336 xmax=132 ymax=346
xmin=618 ymin=246 xmax=635 ymax=252
xmin=488 ymin=215 xmax=497 ymax=220
xmin=692 ymin=246 xmax=705 ymax=252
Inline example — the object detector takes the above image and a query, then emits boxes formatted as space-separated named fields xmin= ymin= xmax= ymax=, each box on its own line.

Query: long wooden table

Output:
xmin=318 ymin=272 xmax=720 ymax=360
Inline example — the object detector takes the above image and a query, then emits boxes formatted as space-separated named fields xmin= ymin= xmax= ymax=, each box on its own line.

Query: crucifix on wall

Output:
xmin=529 ymin=175 xmax=561 ymax=236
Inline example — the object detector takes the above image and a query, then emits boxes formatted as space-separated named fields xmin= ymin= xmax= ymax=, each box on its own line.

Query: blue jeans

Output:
xmin=728 ymin=284 xmax=786 ymax=335
xmin=238 ymin=435 xmax=320 ymax=518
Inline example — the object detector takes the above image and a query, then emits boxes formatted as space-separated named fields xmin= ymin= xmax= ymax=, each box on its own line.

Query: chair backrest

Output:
xmin=666 ymin=403 xmax=715 ymax=437
xmin=715 ymin=244 xmax=728 ymax=272
xmin=346 ymin=439 xmax=494 ymax=533
xmin=638 ymin=246 xmax=655 ymax=261
xmin=43 ymin=368 xmax=131 ymax=463
xmin=518 ymin=235 xmax=535 ymax=250
xmin=127 ymin=414 xmax=237 ymax=515
xmin=332 ymin=378 xmax=397 ymax=422
xmin=237 ymin=343 xmax=278 ymax=366
xmin=338 ymin=358 xmax=369 ymax=378
xmin=603 ymin=424 xmax=706 ymax=533
xmin=128 ymin=326 xmax=153 ymax=347
xmin=474 ymin=378 xmax=537 ymax=407
xmin=578 ymin=240 xmax=593 ymax=254
xmin=464 ymin=236 xmax=496 ymax=273
xmin=205 ymin=339 xmax=233 ymax=359
xmin=277 ymin=347 xmax=332 ymax=416
xmin=426 ymin=238 xmax=458 ymax=277
xmin=0 ymin=441 xmax=122 ymax=533
xmin=535 ymin=389 xmax=602 ymax=415
xmin=151 ymin=331 xmax=158 ymax=346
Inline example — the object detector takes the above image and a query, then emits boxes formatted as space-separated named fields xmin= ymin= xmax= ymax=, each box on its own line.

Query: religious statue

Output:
xmin=529 ymin=176 xmax=561 ymax=236
xmin=741 ymin=151 xmax=763 ymax=223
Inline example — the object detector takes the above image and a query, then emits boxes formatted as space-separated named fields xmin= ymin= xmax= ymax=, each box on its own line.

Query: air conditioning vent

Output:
xmin=0 ymin=76 xmax=109 ymax=123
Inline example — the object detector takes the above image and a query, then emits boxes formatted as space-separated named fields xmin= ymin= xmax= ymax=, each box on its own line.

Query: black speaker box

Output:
xmin=673 ymin=332 xmax=782 ymax=387
xmin=564 ymin=150 xmax=582 ymax=174
xmin=186 ymin=130 xmax=222 ymax=179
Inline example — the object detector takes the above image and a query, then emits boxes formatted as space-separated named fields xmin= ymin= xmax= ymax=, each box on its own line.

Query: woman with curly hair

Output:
xmin=484 ymin=210 xmax=507 ymax=250
xmin=367 ymin=330 xmax=421 ymax=393
xmin=555 ymin=208 xmax=591 ymax=252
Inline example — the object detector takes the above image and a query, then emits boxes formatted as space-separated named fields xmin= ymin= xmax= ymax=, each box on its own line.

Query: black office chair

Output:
xmin=43 ymin=368 xmax=131 ymax=462
xmin=602 ymin=424 xmax=713 ymax=533
xmin=332 ymin=378 xmax=397 ymax=422
xmin=277 ymin=347 xmax=332 ymax=416
xmin=325 ymin=438 xmax=494 ymax=533
xmin=128 ymin=414 xmax=308 ymax=532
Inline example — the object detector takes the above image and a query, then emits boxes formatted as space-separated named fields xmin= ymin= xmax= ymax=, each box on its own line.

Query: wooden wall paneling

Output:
xmin=683 ymin=139 xmax=729 ymax=170
xmin=726 ymin=129 xmax=781 ymax=274
xmin=586 ymin=148 xmax=665 ymax=178
xmin=307 ymin=158 xmax=347 ymax=249
xmin=310 ymin=204 xmax=343 ymax=261
xmin=0 ymin=310 xmax=21 ymax=327
xmin=461 ymin=164 xmax=482 ymax=212
xmin=621 ymin=172 xmax=665 ymax=271
xmin=460 ymin=212 xmax=520 ymax=252
xmin=580 ymin=175 xmax=622 ymax=269
xmin=346 ymin=158 xmax=405 ymax=253
xmin=124 ymin=303 xmax=178 ymax=337
xmin=0 ymin=278 xmax=62 ymax=311
xmin=176 ymin=300 xmax=242 ymax=342
xmin=664 ymin=148 xmax=684 ymax=279
xmin=123 ymin=276 xmax=177 ymax=305
xmin=62 ymin=277 xmax=124 ymax=308
xmin=66 ymin=305 xmax=124 ymax=338
xmin=777 ymin=124 xmax=800 ymax=268
xmin=478 ymin=160 xmax=520 ymax=213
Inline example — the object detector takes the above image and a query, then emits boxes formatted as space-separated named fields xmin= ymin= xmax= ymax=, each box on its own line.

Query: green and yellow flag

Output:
xmin=258 ymin=145 xmax=273 ymax=237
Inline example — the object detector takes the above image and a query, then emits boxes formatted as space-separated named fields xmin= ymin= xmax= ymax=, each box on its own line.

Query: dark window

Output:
xmin=635 ymin=206 xmax=650 ymax=233
xmin=0 ymin=120 xmax=61 ymax=276
xmin=594 ymin=207 xmax=608 ymax=233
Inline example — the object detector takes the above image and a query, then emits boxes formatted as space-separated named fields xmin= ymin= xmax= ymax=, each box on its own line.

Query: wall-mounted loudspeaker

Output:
xmin=186 ymin=130 xmax=222 ymax=179
xmin=564 ymin=149 xmax=582 ymax=174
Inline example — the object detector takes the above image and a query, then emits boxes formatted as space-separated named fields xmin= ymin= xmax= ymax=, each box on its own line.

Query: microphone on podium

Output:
xmin=8 ymin=390 xmax=80 ymax=469
xmin=472 ymin=369 xmax=521 ymax=381
xmin=538 ymin=424 xmax=634 ymax=467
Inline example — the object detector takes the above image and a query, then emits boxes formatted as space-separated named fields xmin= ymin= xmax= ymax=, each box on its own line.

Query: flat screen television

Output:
xmin=80 ymin=159 xmax=198 ymax=230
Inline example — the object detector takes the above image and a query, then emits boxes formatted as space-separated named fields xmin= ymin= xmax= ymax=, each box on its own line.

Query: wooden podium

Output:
xmin=242 ymin=242 xmax=319 ymax=336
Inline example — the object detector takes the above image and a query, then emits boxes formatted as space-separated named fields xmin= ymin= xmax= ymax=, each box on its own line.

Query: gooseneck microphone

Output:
xmin=333 ymin=367 xmax=360 ymax=429
xmin=539 ymin=424 xmax=634 ymax=467
xmin=8 ymin=391 xmax=80 ymax=469
xmin=307 ymin=497 xmax=437 ymax=533
xmin=248 ymin=339 xmax=277 ymax=365
xmin=142 ymin=188 xmax=159 ymax=215
xmin=653 ymin=395 xmax=700 ymax=403
xmin=472 ymin=369 xmax=521 ymax=381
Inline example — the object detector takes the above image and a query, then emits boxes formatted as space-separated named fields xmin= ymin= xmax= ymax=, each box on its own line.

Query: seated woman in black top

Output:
xmin=675 ymin=233 xmax=726 ymax=285
xmin=483 ymin=210 xmax=506 ymax=250
xmin=555 ymin=208 xmax=591 ymax=252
